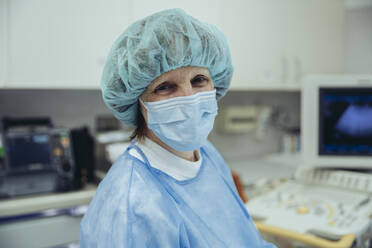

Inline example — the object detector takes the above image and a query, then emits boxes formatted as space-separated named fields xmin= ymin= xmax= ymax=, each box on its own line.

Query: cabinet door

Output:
xmin=219 ymin=0 xmax=344 ymax=89
xmin=6 ymin=0 xmax=131 ymax=89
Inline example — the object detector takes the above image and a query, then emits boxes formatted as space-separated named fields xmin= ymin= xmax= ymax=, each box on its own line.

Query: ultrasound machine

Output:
xmin=246 ymin=75 xmax=372 ymax=248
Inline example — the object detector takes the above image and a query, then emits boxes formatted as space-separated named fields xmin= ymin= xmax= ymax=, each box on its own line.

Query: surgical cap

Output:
xmin=101 ymin=8 xmax=233 ymax=126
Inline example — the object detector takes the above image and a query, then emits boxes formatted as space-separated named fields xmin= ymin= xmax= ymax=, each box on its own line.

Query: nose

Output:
xmin=178 ymin=80 xmax=194 ymax=97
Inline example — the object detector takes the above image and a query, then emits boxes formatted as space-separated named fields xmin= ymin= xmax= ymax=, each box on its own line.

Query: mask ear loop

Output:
xmin=138 ymin=98 xmax=148 ymax=110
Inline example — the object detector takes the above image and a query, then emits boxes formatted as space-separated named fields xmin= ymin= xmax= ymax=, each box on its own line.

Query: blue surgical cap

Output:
xmin=101 ymin=8 xmax=233 ymax=126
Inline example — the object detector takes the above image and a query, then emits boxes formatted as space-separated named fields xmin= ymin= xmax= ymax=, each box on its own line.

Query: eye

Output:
xmin=191 ymin=75 xmax=209 ymax=87
xmin=154 ymin=82 xmax=176 ymax=94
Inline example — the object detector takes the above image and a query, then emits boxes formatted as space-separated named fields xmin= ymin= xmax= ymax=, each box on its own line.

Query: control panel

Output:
xmin=246 ymin=170 xmax=372 ymax=247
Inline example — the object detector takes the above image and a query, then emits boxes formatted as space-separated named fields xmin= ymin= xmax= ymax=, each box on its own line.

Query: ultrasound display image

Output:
xmin=320 ymin=88 xmax=372 ymax=155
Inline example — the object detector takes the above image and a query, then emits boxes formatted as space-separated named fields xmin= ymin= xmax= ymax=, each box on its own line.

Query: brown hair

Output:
xmin=130 ymin=108 xmax=147 ymax=141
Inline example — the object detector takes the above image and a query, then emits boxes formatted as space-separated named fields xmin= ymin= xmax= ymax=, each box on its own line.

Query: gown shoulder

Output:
xmin=202 ymin=140 xmax=235 ymax=187
xmin=80 ymin=151 xmax=183 ymax=247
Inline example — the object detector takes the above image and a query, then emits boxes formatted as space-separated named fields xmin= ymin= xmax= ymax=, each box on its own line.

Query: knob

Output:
xmin=62 ymin=161 xmax=72 ymax=172
xmin=297 ymin=206 xmax=309 ymax=214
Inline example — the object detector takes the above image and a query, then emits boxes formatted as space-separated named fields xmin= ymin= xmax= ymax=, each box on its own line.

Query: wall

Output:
xmin=2 ymin=0 xmax=345 ymax=89
xmin=344 ymin=6 xmax=372 ymax=73
xmin=0 ymin=89 xmax=112 ymax=131
xmin=210 ymin=91 xmax=300 ymax=162
xmin=0 ymin=0 xmax=8 ymax=87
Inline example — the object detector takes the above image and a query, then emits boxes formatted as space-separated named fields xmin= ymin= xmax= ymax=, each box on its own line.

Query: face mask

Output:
xmin=141 ymin=90 xmax=218 ymax=151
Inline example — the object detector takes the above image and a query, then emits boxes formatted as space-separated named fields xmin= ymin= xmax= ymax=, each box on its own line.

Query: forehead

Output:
xmin=150 ymin=66 xmax=210 ymax=85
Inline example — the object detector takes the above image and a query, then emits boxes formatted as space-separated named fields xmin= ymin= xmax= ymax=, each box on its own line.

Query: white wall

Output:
xmin=0 ymin=0 xmax=8 ymax=87
xmin=6 ymin=0 xmax=131 ymax=88
xmin=220 ymin=0 xmax=344 ymax=85
xmin=2 ymin=0 xmax=345 ymax=89
xmin=344 ymin=6 xmax=372 ymax=73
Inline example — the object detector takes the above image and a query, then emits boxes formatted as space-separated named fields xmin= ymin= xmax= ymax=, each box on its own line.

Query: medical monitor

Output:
xmin=6 ymin=133 xmax=51 ymax=169
xmin=302 ymin=75 xmax=372 ymax=169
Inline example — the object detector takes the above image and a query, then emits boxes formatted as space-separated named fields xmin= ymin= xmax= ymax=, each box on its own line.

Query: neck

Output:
xmin=144 ymin=129 xmax=198 ymax=162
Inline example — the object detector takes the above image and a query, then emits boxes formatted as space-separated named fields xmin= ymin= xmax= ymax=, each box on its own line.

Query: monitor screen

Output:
xmin=6 ymin=134 xmax=51 ymax=169
xmin=319 ymin=88 xmax=372 ymax=156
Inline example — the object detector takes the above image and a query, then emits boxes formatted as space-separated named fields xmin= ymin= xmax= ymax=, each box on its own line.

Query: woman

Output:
xmin=80 ymin=8 xmax=275 ymax=247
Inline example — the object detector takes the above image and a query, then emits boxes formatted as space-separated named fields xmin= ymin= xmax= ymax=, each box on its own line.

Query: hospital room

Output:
xmin=0 ymin=0 xmax=371 ymax=247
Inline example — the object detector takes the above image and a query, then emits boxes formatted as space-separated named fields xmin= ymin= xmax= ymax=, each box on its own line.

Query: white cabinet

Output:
xmin=220 ymin=0 xmax=344 ymax=90
xmin=5 ymin=0 xmax=130 ymax=89
xmin=2 ymin=0 xmax=344 ymax=90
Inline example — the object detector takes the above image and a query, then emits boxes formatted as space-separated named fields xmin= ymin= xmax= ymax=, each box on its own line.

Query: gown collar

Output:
xmin=131 ymin=137 xmax=202 ymax=181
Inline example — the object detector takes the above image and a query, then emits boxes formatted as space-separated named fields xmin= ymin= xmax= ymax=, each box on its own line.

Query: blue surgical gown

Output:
xmin=80 ymin=141 xmax=275 ymax=247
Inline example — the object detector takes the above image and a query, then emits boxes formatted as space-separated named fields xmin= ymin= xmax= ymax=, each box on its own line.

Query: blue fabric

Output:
xmin=143 ymin=90 xmax=218 ymax=151
xmin=80 ymin=141 xmax=276 ymax=247
xmin=101 ymin=8 xmax=233 ymax=126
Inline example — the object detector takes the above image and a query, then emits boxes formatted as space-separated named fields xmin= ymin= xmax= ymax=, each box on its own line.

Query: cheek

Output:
xmin=207 ymin=80 xmax=214 ymax=90
xmin=202 ymin=80 xmax=214 ymax=91
xmin=192 ymin=81 xmax=214 ymax=94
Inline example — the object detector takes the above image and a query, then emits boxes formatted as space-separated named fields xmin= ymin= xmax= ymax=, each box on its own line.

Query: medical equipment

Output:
xmin=302 ymin=76 xmax=372 ymax=168
xmin=69 ymin=127 xmax=95 ymax=189
xmin=217 ymin=105 xmax=260 ymax=133
xmin=246 ymin=75 xmax=372 ymax=248
xmin=0 ymin=118 xmax=76 ymax=198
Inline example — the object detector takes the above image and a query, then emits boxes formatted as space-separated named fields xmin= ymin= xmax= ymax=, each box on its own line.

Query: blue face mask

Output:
xmin=141 ymin=90 xmax=218 ymax=151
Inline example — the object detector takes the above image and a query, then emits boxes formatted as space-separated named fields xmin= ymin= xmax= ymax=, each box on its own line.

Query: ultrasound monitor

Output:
xmin=302 ymin=75 xmax=372 ymax=169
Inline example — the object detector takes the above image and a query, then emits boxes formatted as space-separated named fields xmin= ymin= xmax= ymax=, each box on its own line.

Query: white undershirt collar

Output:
xmin=129 ymin=138 xmax=202 ymax=181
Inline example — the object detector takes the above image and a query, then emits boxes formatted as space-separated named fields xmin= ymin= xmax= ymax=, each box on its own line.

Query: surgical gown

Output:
xmin=80 ymin=141 xmax=275 ymax=247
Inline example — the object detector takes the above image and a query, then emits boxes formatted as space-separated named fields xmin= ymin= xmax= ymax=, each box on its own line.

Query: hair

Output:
xmin=130 ymin=108 xmax=147 ymax=142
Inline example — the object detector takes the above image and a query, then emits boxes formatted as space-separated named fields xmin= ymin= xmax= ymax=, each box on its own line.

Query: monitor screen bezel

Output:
xmin=301 ymin=75 xmax=372 ymax=169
